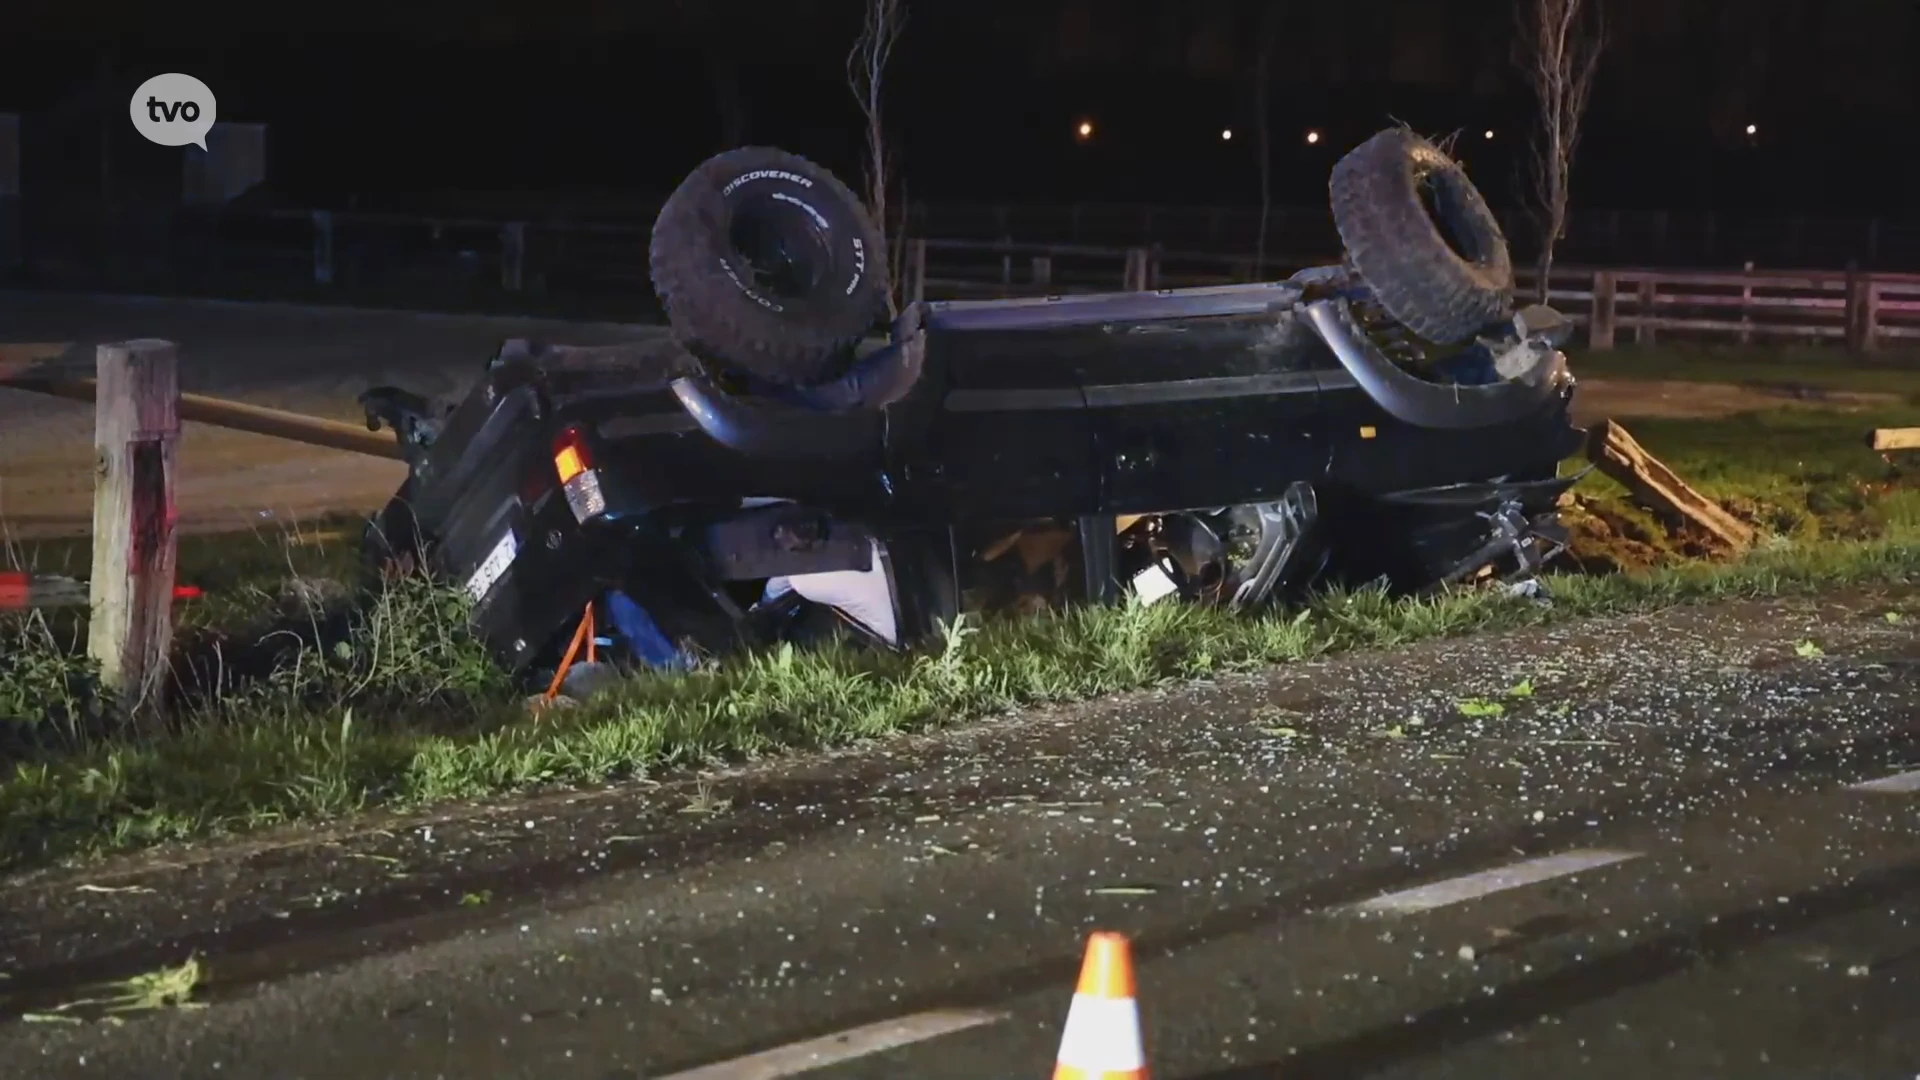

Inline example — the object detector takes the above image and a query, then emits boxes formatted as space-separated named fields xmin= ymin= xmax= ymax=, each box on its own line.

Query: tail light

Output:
xmin=552 ymin=426 xmax=607 ymax=522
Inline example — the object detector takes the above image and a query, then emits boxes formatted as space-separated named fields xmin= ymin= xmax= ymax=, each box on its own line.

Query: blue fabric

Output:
xmin=603 ymin=589 xmax=691 ymax=671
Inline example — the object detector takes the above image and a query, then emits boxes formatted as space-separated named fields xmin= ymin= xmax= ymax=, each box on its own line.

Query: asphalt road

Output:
xmin=3 ymin=590 xmax=1918 ymax=1078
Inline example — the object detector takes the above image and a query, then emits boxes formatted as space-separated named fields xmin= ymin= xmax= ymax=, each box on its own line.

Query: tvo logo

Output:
xmin=129 ymin=73 xmax=217 ymax=150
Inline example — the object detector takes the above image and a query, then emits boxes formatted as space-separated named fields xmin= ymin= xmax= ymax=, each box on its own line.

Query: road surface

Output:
xmin=2 ymin=589 xmax=1918 ymax=1077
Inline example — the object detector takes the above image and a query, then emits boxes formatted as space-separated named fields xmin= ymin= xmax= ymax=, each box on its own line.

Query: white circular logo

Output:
xmin=129 ymin=73 xmax=218 ymax=150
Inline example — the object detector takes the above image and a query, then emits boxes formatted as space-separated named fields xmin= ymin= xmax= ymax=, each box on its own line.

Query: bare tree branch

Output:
xmin=1516 ymin=0 xmax=1605 ymax=305
xmin=847 ymin=0 xmax=907 ymax=315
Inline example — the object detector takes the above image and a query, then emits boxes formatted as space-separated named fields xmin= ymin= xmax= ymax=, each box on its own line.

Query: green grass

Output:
xmin=2 ymin=396 xmax=1919 ymax=872
xmin=1567 ymin=406 xmax=1920 ymax=556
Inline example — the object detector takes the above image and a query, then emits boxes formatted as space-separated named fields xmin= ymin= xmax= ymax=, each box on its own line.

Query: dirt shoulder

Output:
xmin=1569 ymin=376 xmax=1904 ymax=425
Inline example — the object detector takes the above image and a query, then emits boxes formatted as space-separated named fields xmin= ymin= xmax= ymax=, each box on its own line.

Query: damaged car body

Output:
xmin=358 ymin=128 xmax=1588 ymax=689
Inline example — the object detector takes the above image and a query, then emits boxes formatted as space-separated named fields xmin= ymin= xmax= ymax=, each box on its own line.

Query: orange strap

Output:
xmin=543 ymin=601 xmax=596 ymax=702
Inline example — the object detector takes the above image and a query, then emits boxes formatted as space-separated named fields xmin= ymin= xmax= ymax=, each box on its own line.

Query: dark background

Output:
xmin=3 ymin=0 xmax=1917 ymax=215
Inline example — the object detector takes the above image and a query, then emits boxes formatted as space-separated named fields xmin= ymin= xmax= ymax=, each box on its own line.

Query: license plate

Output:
xmin=464 ymin=528 xmax=518 ymax=602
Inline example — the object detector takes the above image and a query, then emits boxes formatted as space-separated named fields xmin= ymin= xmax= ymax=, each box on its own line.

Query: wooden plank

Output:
xmin=1586 ymin=419 xmax=1755 ymax=553
xmin=1868 ymin=428 xmax=1920 ymax=453
xmin=1 ymin=373 xmax=402 ymax=459
xmin=87 ymin=339 xmax=181 ymax=721
xmin=1627 ymin=317 xmax=1846 ymax=338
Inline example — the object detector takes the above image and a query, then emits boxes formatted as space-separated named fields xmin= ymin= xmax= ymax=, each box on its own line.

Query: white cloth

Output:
xmin=761 ymin=538 xmax=899 ymax=646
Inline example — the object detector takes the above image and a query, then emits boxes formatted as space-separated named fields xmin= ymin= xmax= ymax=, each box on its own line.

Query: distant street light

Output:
xmin=1076 ymin=119 xmax=1094 ymax=142
xmin=1221 ymin=128 xmax=1233 ymax=141
xmin=1484 ymin=129 xmax=1495 ymax=140
xmin=1305 ymin=129 xmax=1321 ymax=145
xmin=1745 ymin=123 xmax=1758 ymax=136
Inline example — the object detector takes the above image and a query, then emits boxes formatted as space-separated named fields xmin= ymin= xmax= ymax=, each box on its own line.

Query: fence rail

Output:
xmin=14 ymin=204 xmax=1920 ymax=354
xmin=895 ymin=238 xmax=1920 ymax=354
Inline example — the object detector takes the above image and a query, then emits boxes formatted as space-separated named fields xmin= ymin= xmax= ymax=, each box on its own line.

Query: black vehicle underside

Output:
xmin=358 ymin=129 xmax=1591 ymax=694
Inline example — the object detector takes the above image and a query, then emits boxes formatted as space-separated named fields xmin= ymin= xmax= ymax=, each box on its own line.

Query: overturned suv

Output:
xmin=360 ymin=128 xmax=1586 ymax=689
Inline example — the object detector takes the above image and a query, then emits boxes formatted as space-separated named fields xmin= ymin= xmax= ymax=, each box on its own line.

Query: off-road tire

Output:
xmin=650 ymin=146 xmax=890 ymax=388
xmin=1329 ymin=129 xmax=1514 ymax=346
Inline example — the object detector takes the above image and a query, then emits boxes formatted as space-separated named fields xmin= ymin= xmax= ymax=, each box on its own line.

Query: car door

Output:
xmin=1089 ymin=316 xmax=1329 ymax=514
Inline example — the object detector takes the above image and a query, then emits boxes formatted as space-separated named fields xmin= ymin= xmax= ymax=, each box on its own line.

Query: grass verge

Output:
xmin=2 ymin=398 xmax=1919 ymax=872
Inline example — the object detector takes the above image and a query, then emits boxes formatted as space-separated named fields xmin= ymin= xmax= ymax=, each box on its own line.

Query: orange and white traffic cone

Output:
xmin=1052 ymin=931 xmax=1148 ymax=1080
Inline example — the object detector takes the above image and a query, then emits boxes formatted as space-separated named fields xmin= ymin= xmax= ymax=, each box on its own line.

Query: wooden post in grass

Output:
xmin=1123 ymin=248 xmax=1149 ymax=291
xmin=87 ymin=340 xmax=180 ymax=721
xmin=1586 ymin=419 xmax=1755 ymax=552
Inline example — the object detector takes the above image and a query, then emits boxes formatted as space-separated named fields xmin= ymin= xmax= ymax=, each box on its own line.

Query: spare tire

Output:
xmin=650 ymin=147 xmax=891 ymax=387
xmin=1329 ymin=129 xmax=1514 ymax=346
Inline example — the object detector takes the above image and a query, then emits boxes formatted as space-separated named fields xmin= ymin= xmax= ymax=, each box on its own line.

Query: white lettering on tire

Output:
xmin=719 ymin=257 xmax=783 ymax=313
xmin=846 ymin=238 xmax=867 ymax=296
xmin=721 ymin=169 xmax=816 ymax=196
xmin=772 ymin=192 xmax=829 ymax=231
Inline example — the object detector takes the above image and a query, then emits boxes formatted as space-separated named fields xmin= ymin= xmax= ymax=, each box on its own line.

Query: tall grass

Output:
xmin=2 ymin=532 xmax=1916 ymax=871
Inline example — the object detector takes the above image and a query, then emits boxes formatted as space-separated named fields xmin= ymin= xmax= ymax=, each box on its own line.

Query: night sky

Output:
xmin=4 ymin=0 xmax=1918 ymax=215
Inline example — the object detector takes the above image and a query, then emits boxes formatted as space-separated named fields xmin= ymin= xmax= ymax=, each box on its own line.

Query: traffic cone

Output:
xmin=1052 ymin=931 xmax=1147 ymax=1080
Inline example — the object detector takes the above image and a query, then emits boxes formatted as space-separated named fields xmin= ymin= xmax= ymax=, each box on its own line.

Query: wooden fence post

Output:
xmin=1844 ymin=264 xmax=1879 ymax=356
xmin=88 ymin=340 xmax=180 ymax=721
xmin=501 ymin=221 xmax=526 ymax=292
xmin=1123 ymin=247 xmax=1149 ymax=291
xmin=1635 ymin=277 xmax=1657 ymax=346
xmin=1588 ymin=270 xmax=1617 ymax=350
xmin=1739 ymin=261 xmax=1755 ymax=345
xmin=905 ymin=238 xmax=927 ymax=304
xmin=1862 ymin=278 xmax=1882 ymax=356
xmin=1031 ymin=254 xmax=1052 ymax=289
xmin=312 ymin=210 xmax=334 ymax=285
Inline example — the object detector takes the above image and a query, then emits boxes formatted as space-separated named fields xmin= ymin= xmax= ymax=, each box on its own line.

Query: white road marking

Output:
xmin=1342 ymin=849 xmax=1643 ymax=915
xmin=655 ymin=1008 xmax=1007 ymax=1080
xmin=1848 ymin=769 xmax=1920 ymax=794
